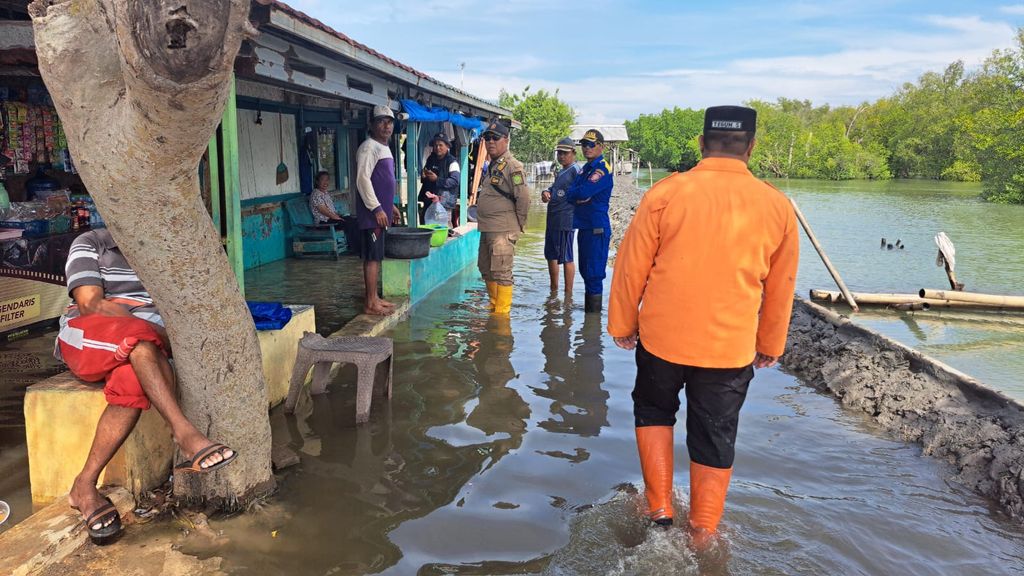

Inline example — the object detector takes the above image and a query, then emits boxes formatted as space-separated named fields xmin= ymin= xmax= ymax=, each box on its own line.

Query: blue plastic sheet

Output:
xmin=246 ymin=301 xmax=293 ymax=331
xmin=400 ymin=100 xmax=488 ymax=133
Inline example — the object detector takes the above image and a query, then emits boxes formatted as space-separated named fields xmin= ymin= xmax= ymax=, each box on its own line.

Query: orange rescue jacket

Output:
xmin=608 ymin=157 xmax=799 ymax=368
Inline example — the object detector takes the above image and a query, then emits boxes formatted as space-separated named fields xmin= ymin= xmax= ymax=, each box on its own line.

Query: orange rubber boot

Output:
xmin=635 ymin=426 xmax=674 ymax=525
xmin=688 ymin=462 xmax=733 ymax=550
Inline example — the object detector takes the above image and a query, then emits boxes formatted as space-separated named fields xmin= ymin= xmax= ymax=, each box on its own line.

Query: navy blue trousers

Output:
xmin=577 ymin=227 xmax=610 ymax=295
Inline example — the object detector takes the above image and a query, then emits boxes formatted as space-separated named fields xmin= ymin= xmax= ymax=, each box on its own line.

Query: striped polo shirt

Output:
xmin=55 ymin=229 xmax=163 ymax=359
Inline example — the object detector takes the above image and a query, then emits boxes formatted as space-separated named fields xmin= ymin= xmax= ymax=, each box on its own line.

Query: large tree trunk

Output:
xmin=29 ymin=0 xmax=273 ymax=508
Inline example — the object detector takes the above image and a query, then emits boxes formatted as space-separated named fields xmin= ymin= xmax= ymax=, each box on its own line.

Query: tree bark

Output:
xmin=29 ymin=0 xmax=273 ymax=508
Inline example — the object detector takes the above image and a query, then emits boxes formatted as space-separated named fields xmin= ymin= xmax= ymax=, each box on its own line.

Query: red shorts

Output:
xmin=58 ymin=314 xmax=169 ymax=410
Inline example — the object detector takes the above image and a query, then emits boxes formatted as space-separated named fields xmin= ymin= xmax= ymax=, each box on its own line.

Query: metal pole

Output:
xmin=790 ymin=197 xmax=858 ymax=311
xmin=459 ymin=145 xmax=469 ymax=226
xmin=405 ymin=122 xmax=419 ymax=227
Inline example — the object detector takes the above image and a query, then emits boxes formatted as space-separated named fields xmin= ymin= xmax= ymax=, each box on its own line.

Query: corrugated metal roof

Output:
xmin=263 ymin=1 xmax=508 ymax=117
xmin=569 ymin=125 xmax=629 ymax=142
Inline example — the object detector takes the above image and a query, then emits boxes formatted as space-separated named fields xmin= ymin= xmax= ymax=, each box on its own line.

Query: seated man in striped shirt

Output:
xmin=56 ymin=228 xmax=237 ymax=542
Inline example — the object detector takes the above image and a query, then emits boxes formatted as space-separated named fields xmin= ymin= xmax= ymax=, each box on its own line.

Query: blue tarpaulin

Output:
xmin=400 ymin=100 xmax=488 ymax=133
xmin=247 ymin=301 xmax=293 ymax=331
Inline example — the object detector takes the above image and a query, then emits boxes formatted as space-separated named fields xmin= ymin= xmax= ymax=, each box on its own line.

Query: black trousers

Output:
xmin=632 ymin=342 xmax=753 ymax=469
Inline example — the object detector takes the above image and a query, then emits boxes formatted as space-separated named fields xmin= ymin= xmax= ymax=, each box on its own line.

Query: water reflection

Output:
xmin=0 ymin=330 xmax=64 ymax=533
xmin=207 ymin=195 xmax=1024 ymax=575
xmin=466 ymin=316 xmax=529 ymax=460
xmin=536 ymin=298 xmax=609 ymax=442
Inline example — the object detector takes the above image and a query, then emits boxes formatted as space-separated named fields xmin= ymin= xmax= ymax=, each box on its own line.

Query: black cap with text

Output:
xmin=703 ymin=106 xmax=757 ymax=135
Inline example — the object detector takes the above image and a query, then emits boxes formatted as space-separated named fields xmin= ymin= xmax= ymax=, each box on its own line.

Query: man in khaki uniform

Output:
xmin=476 ymin=119 xmax=530 ymax=314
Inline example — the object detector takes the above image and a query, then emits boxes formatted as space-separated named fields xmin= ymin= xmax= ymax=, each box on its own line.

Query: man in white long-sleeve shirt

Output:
xmin=355 ymin=105 xmax=401 ymax=315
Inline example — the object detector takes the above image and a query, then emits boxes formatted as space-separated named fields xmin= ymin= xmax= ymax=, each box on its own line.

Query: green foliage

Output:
xmin=967 ymin=29 xmax=1024 ymax=204
xmin=619 ymin=27 xmax=1024 ymax=203
xmin=624 ymin=107 xmax=704 ymax=170
xmin=497 ymin=86 xmax=575 ymax=164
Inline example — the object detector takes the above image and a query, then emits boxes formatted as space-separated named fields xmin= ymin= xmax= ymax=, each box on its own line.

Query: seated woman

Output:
xmin=309 ymin=171 xmax=344 ymax=225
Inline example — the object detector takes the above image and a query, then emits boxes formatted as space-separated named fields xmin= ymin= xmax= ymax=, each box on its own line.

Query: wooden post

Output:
xmin=469 ymin=138 xmax=486 ymax=206
xmin=221 ymin=75 xmax=244 ymax=295
xmin=405 ymin=122 xmax=419 ymax=227
xmin=790 ymin=197 xmax=858 ymax=311
xmin=940 ymin=255 xmax=964 ymax=291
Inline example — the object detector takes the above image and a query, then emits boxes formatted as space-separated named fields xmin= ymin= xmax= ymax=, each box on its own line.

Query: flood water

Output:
xmin=643 ymin=174 xmax=1024 ymax=400
xmin=207 ymin=200 xmax=1024 ymax=575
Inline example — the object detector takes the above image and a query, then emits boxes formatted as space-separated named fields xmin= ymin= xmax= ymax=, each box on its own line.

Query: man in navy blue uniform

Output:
xmin=541 ymin=137 xmax=581 ymax=296
xmin=566 ymin=129 xmax=613 ymax=313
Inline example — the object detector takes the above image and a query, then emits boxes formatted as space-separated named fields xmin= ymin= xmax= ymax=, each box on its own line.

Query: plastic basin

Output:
xmin=419 ymin=224 xmax=448 ymax=247
xmin=384 ymin=227 xmax=433 ymax=259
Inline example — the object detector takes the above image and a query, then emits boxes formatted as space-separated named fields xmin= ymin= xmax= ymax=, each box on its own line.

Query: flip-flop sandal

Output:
xmin=174 ymin=443 xmax=238 ymax=474
xmin=84 ymin=496 xmax=122 ymax=543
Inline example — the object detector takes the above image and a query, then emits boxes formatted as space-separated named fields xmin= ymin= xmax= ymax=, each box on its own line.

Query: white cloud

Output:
xmin=433 ymin=13 xmax=1019 ymax=123
xmin=274 ymin=3 xmax=1020 ymax=124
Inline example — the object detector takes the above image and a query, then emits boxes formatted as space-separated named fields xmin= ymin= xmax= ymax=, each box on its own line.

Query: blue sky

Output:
xmin=286 ymin=1 xmax=1024 ymax=123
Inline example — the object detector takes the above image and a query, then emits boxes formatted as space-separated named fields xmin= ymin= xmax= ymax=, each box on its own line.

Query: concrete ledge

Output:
xmin=331 ymin=297 xmax=410 ymax=338
xmin=259 ymin=304 xmax=316 ymax=407
xmin=24 ymin=374 xmax=173 ymax=509
xmin=23 ymin=305 xmax=314 ymax=509
xmin=6 ymin=306 xmax=317 ymax=573
xmin=382 ymin=224 xmax=479 ymax=306
xmin=0 ymin=487 xmax=132 ymax=576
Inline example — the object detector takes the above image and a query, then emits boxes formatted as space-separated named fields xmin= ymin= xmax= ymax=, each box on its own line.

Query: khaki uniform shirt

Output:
xmin=476 ymin=151 xmax=530 ymax=233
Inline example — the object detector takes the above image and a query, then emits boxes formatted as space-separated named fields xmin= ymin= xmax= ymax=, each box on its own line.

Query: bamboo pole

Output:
xmin=812 ymin=289 xmax=1024 ymax=311
xmin=791 ymin=198 xmax=859 ymax=311
xmin=891 ymin=302 xmax=926 ymax=311
xmin=810 ymin=290 xmax=922 ymax=305
xmin=919 ymin=289 xmax=1024 ymax=309
xmin=809 ymin=289 xmax=838 ymax=302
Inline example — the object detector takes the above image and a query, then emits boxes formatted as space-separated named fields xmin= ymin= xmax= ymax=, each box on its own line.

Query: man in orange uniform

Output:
xmin=608 ymin=105 xmax=799 ymax=549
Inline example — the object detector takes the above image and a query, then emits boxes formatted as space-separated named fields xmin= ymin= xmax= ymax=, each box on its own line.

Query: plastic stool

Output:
xmin=284 ymin=332 xmax=393 ymax=423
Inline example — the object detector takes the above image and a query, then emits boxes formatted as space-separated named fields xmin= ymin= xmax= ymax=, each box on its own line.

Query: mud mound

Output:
xmin=609 ymin=177 xmax=647 ymax=259
xmin=784 ymin=298 xmax=1024 ymax=521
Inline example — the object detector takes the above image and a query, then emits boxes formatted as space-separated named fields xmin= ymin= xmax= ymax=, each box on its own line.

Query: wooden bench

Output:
xmin=284 ymin=197 xmax=346 ymax=259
